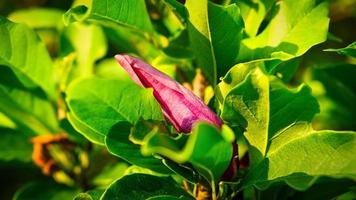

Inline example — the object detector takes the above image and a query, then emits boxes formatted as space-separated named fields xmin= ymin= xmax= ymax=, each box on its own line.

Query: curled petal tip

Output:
xmin=115 ymin=54 xmax=144 ymax=87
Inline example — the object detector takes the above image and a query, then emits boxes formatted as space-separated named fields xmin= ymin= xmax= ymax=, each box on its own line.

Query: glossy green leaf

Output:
xmin=186 ymin=0 xmax=244 ymax=83
xmin=243 ymin=130 xmax=356 ymax=190
xmin=238 ymin=0 xmax=329 ymax=63
xmin=142 ymin=123 xmax=234 ymax=183
xmin=0 ymin=128 xmax=32 ymax=162
xmin=66 ymin=77 xmax=164 ymax=144
xmin=324 ymin=42 xmax=356 ymax=57
xmin=0 ymin=17 xmax=56 ymax=98
xmin=64 ymin=0 xmax=154 ymax=33
xmin=101 ymin=174 xmax=194 ymax=200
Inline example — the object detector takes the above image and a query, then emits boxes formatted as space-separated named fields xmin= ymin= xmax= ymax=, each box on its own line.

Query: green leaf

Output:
xmin=218 ymin=61 xmax=319 ymax=165
xmin=0 ymin=16 xmax=56 ymax=99
xmin=67 ymin=112 xmax=104 ymax=144
xmin=315 ymin=64 xmax=356 ymax=109
xmin=243 ymin=130 xmax=356 ymax=190
xmin=66 ymin=77 xmax=163 ymax=144
xmin=0 ymin=67 xmax=58 ymax=134
xmin=289 ymin=177 xmax=356 ymax=200
xmin=95 ymin=58 xmax=131 ymax=80
xmin=74 ymin=189 xmax=104 ymax=200
xmin=103 ymin=26 xmax=160 ymax=61
xmin=238 ymin=0 xmax=329 ymax=62
xmin=185 ymin=1 xmax=244 ymax=83
xmin=268 ymin=82 xmax=319 ymax=138
xmin=216 ymin=60 xmax=270 ymax=105
xmin=163 ymin=29 xmax=193 ymax=59
xmin=147 ymin=196 xmax=186 ymax=200
xmin=0 ymin=128 xmax=32 ymax=162
xmin=142 ymin=123 xmax=234 ymax=183
xmin=0 ymin=112 xmax=16 ymax=129
xmin=101 ymin=174 xmax=194 ymax=200
xmin=59 ymin=22 xmax=107 ymax=87
xmin=105 ymin=122 xmax=172 ymax=174
xmin=163 ymin=0 xmax=188 ymax=21
xmin=220 ymin=67 xmax=269 ymax=164
xmin=74 ymin=193 xmax=94 ymax=200
xmin=13 ymin=181 xmax=79 ymax=200
xmin=311 ymin=64 xmax=356 ymax=130
xmin=269 ymin=57 xmax=301 ymax=83
xmin=64 ymin=0 xmax=154 ymax=33
xmin=236 ymin=0 xmax=275 ymax=37
xmin=8 ymin=8 xmax=63 ymax=29
xmin=324 ymin=42 xmax=356 ymax=57
xmin=92 ymin=162 xmax=129 ymax=186
xmin=162 ymin=159 xmax=199 ymax=184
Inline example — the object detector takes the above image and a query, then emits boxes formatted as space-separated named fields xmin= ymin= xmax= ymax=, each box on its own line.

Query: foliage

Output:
xmin=0 ymin=0 xmax=355 ymax=199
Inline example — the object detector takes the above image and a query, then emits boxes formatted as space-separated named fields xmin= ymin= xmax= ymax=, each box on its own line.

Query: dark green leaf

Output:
xmin=268 ymin=82 xmax=319 ymax=138
xmin=105 ymin=122 xmax=172 ymax=174
xmin=142 ymin=123 xmax=234 ymax=183
xmin=101 ymin=174 xmax=194 ymax=200
xmin=74 ymin=189 xmax=105 ymax=200
xmin=13 ymin=181 xmax=79 ymax=200
xmin=0 ymin=128 xmax=32 ymax=162
xmin=186 ymin=0 xmax=244 ymax=83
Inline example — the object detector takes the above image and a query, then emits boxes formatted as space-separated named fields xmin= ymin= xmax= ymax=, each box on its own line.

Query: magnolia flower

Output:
xmin=115 ymin=54 xmax=222 ymax=133
xmin=115 ymin=54 xmax=237 ymax=180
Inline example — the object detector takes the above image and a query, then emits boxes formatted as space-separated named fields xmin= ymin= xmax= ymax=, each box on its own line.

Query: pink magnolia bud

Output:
xmin=115 ymin=54 xmax=222 ymax=133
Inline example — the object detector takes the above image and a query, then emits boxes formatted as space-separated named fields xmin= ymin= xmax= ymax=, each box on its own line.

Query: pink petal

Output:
xmin=115 ymin=54 xmax=222 ymax=133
